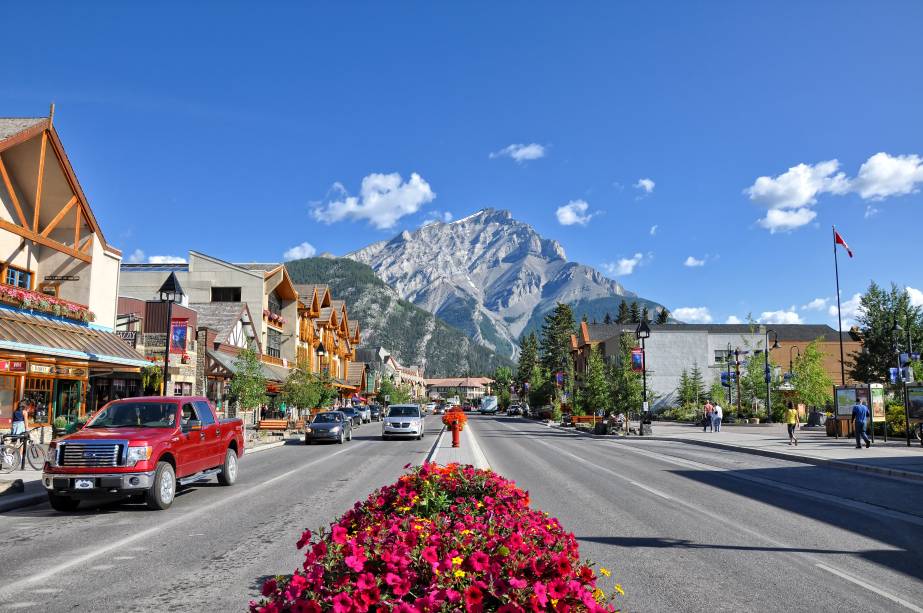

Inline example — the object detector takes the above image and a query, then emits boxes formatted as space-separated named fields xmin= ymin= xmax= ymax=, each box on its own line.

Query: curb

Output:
xmin=424 ymin=426 xmax=447 ymax=465
xmin=464 ymin=422 xmax=491 ymax=470
xmin=547 ymin=423 xmax=923 ymax=483
xmin=244 ymin=439 xmax=289 ymax=456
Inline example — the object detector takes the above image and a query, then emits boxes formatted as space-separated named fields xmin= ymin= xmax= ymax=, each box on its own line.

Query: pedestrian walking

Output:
xmin=851 ymin=399 xmax=871 ymax=449
xmin=11 ymin=400 xmax=28 ymax=436
xmin=712 ymin=403 xmax=723 ymax=432
xmin=703 ymin=400 xmax=714 ymax=432
xmin=784 ymin=401 xmax=799 ymax=445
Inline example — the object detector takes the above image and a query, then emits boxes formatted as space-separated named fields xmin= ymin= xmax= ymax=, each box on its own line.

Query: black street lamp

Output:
xmin=157 ymin=272 xmax=185 ymax=396
xmin=635 ymin=320 xmax=651 ymax=434
xmin=726 ymin=342 xmax=732 ymax=407
xmin=789 ymin=346 xmax=801 ymax=376
xmin=316 ymin=342 xmax=327 ymax=374
xmin=892 ymin=320 xmax=912 ymax=447
xmin=764 ymin=329 xmax=780 ymax=422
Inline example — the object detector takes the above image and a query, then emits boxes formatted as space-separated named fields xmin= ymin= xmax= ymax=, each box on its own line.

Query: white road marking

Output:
xmin=815 ymin=564 xmax=923 ymax=612
xmin=628 ymin=480 xmax=671 ymax=499
xmin=0 ymin=442 xmax=367 ymax=597
xmin=464 ymin=422 xmax=491 ymax=470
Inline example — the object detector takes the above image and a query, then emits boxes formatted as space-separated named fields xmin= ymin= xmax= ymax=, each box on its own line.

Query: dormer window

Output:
xmin=4 ymin=265 xmax=31 ymax=289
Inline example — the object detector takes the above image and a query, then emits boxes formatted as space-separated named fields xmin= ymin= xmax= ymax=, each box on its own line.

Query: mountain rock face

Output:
xmin=348 ymin=209 xmax=652 ymax=358
xmin=285 ymin=257 xmax=513 ymax=377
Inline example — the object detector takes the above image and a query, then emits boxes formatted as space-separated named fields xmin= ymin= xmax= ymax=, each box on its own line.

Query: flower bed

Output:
xmin=442 ymin=407 xmax=467 ymax=430
xmin=0 ymin=284 xmax=95 ymax=322
xmin=252 ymin=463 xmax=621 ymax=612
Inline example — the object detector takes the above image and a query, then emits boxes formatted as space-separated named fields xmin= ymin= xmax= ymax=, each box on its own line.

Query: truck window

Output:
xmin=193 ymin=401 xmax=215 ymax=425
xmin=181 ymin=403 xmax=199 ymax=425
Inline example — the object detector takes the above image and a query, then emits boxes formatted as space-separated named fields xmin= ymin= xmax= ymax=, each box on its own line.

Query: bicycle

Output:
xmin=0 ymin=427 xmax=48 ymax=473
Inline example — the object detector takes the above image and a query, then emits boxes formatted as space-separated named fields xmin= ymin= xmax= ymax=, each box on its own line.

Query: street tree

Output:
xmin=516 ymin=332 xmax=539 ymax=386
xmin=851 ymin=282 xmax=923 ymax=383
xmin=580 ymin=346 xmax=610 ymax=416
xmin=281 ymin=361 xmax=320 ymax=410
xmin=229 ymin=346 xmax=267 ymax=411
xmin=617 ymin=301 xmax=630 ymax=324
xmin=628 ymin=301 xmax=641 ymax=324
xmin=656 ymin=308 xmax=670 ymax=324
xmin=793 ymin=339 xmax=833 ymax=410
xmin=377 ymin=379 xmax=411 ymax=405
xmin=609 ymin=333 xmax=644 ymax=413
xmin=493 ymin=365 xmax=513 ymax=410
xmin=539 ymin=303 xmax=576 ymax=373
xmin=640 ymin=306 xmax=650 ymax=323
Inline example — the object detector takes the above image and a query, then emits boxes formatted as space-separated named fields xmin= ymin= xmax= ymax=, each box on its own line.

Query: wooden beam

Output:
xmin=40 ymin=195 xmax=78 ymax=238
xmin=0 ymin=217 xmax=91 ymax=263
xmin=74 ymin=203 xmax=80 ymax=248
xmin=0 ymin=155 xmax=28 ymax=228
xmin=80 ymin=233 xmax=94 ymax=255
xmin=33 ymin=131 xmax=48 ymax=233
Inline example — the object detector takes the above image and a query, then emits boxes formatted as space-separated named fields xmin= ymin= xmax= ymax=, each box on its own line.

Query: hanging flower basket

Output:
xmin=0 ymin=285 xmax=95 ymax=323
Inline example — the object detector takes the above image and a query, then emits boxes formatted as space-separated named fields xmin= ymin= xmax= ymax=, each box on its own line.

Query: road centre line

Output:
xmin=0 ymin=442 xmax=368 ymax=597
xmin=627 ymin=480 xmax=671 ymax=499
xmin=815 ymin=564 xmax=923 ymax=613
xmin=522 ymin=435 xmax=920 ymax=611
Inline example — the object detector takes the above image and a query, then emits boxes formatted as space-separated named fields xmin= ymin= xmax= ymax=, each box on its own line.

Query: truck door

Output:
xmin=194 ymin=400 xmax=223 ymax=469
xmin=178 ymin=402 xmax=206 ymax=475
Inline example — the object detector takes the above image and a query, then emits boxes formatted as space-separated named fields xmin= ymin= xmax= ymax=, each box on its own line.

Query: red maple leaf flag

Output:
xmin=834 ymin=229 xmax=853 ymax=258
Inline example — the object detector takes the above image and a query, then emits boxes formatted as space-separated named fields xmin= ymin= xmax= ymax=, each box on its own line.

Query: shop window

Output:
xmin=5 ymin=265 xmax=31 ymax=289
xmin=267 ymin=328 xmax=281 ymax=358
xmin=211 ymin=287 xmax=241 ymax=302
xmin=24 ymin=378 xmax=52 ymax=424
xmin=0 ymin=376 xmax=16 ymax=425
xmin=55 ymin=380 xmax=82 ymax=424
xmin=174 ymin=382 xmax=192 ymax=396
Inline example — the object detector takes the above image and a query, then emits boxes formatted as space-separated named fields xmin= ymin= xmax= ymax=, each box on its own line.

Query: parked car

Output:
xmin=382 ymin=404 xmax=425 ymax=440
xmin=424 ymin=402 xmax=437 ymax=415
xmin=355 ymin=405 xmax=371 ymax=423
xmin=508 ymin=404 xmax=522 ymax=416
xmin=305 ymin=411 xmax=352 ymax=444
xmin=340 ymin=407 xmax=362 ymax=428
xmin=369 ymin=405 xmax=383 ymax=421
xmin=42 ymin=396 xmax=244 ymax=512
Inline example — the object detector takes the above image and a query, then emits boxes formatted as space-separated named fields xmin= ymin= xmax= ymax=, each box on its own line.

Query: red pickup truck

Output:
xmin=42 ymin=396 xmax=244 ymax=512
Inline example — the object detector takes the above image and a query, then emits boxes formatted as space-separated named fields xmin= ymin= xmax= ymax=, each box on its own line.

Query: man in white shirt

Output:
xmin=712 ymin=404 xmax=723 ymax=432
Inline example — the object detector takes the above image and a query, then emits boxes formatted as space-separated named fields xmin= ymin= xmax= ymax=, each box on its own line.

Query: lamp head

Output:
xmin=635 ymin=320 xmax=651 ymax=340
xmin=157 ymin=272 xmax=185 ymax=303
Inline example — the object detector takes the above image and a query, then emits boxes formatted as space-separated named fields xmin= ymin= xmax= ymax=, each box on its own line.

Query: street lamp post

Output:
xmin=157 ymin=272 xmax=185 ymax=397
xmin=635 ymin=320 xmax=651 ymax=435
xmin=764 ymin=329 xmax=780 ymax=423
xmin=789 ymin=346 xmax=801 ymax=376
xmin=892 ymin=321 xmax=912 ymax=447
xmin=726 ymin=342 xmax=732 ymax=407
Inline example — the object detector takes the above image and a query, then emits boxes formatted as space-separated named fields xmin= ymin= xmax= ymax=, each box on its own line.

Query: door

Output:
xmin=194 ymin=400 xmax=223 ymax=469
xmin=55 ymin=379 xmax=82 ymax=425
xmin=177 ymin=402 xmax=205 ymax=476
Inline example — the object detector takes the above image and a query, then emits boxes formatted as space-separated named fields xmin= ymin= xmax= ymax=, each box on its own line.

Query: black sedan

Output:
xmin=339 ymin=406 xmax=363 ymax=428
xmin=305 ymin=411 xmax=352 ymax=444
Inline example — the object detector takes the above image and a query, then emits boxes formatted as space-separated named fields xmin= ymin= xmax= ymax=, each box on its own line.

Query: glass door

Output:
xmin=55 ymin=380 xmax=82 ymax=424
xmin=24 ymin=378 xmax=52 ymax=425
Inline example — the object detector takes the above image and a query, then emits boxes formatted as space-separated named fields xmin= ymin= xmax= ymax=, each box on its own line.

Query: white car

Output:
xmin=355 ymin=405 xmax=371 ymax=423
xmin=425 ymin=402 xmax=437 ymax=414
xmin=382 ymin=404 xmax=425 ymax=440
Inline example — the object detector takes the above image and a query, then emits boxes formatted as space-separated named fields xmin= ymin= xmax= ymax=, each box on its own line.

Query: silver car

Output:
xmin=382 ymin=404 xmax=425 ymax=440
xmin=355 ymin=405 xmax=371 ymax=423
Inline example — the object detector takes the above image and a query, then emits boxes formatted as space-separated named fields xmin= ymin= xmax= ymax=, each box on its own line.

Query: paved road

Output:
xmin=0 ymin=417 xmax=441 ymax=612
xmin=470 ymin=415 xmax=923 ymax=613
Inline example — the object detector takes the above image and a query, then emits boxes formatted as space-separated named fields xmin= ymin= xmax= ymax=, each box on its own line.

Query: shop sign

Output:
xmin=43 ymin=275 xmax=80 ymax=281
xmin=29 ymin=364 xmax=87 ymax=377
xmin=0 ymin=360 xmax=27 ymax=372
xmin=116 ymin=331 xmax=138 ymax=347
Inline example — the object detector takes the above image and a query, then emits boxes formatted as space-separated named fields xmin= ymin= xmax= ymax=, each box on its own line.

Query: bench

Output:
xmin=257 ymin=419 xmax=289 ymax=437
xmin=571 ymin=415 xmax=602 ymax=426
xmin=293 ymin=419 xmax=306 ymax=432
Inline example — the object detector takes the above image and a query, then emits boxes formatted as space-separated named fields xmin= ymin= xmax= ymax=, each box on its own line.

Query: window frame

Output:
xmin=3 ymin=264 xmax=34 ymax=290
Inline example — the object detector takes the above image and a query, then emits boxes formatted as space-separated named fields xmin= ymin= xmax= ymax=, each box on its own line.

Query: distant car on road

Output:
xmin=355 ymin=405 xmax=371 ymax=423
xmin=479 ymin=396 xmax=499 ymax=414
xmin=382 ymin=404 xmax=425 ymax=440
xmin=425 ymin=402 xmax=437 ymax=414
xmin=433 ymin=405 xmax=445 ymax=415
xmin=369 ymin=405 xmax=383 ymax=421
xmin=340 ymin=407 xmax=362 ymax=428
xmin=305 ymin=411 xmax=352 ymax=444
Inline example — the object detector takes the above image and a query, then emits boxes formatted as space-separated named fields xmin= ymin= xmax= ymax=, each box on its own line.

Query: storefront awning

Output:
xmin=0 ymin=305 xmax=150 ymax=368
xmin=207 ymin=349 xmax=290 ymax=383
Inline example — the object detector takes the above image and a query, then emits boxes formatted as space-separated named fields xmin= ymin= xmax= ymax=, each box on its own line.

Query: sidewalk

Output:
xmin=425 ymin=425 xmax=490 ymax=469
xmin=0 ymin=433 xmax=295 ymax=513
xmin=644 ymin=421 xmax=923 ymax=482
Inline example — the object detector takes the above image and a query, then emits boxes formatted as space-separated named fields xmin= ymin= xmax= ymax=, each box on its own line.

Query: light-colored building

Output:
xmin=0 ymin=112 xmax=148 ymax=429
xmin=425 ymin=377 xmax=494 ymax=402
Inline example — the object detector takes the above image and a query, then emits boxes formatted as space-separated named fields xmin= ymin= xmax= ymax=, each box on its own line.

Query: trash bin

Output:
xmin=835 ymin=418 xmax=851 ymax=437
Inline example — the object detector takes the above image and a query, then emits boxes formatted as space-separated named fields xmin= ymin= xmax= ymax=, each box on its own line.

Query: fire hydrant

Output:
xmin=451 ymin=423 xmax=461 ymax=448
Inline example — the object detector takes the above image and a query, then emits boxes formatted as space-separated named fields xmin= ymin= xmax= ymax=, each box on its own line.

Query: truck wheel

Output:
xmin=217 ymin=448 xmax=238 ymax=486
xmin=47 ymin=493 xmax=80 ymax=512
xmin=146 ymin=461 xmax=176 ymax=510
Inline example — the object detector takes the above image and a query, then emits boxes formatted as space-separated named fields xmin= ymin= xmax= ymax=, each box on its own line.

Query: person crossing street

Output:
xmin=784 ymin=401 xmax=799 ymax=446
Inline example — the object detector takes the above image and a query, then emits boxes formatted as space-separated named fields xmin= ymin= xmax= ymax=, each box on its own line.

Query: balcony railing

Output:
xmin=261 ymin=354 xmax=285 ymax=367
xmin=0 ymin=284 xmax=95 ymax=323
xmin=263 ymin=309 xmax=286 ymax=329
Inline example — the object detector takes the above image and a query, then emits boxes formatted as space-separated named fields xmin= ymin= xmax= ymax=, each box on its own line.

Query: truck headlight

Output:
xmin=126 ymin=446 xmax=153 ymax=465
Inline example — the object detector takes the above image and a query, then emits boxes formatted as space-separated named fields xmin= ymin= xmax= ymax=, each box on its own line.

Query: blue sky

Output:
xmin=4 ymin=2 xmax=922 ymax=328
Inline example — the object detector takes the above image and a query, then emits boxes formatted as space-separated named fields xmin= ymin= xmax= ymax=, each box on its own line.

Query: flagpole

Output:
xmin=833 ymin=225 xmax=846 ymax=386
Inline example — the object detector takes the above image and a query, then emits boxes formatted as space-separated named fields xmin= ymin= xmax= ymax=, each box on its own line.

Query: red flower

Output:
xmin=331 ymin=525 xmax=348 ymax=544
xmin=357 ymin=573 xmax=377 ymax=590
xmin=469 ymin=551 xmax=490 ymax=572
xmin=332 ymin=592 xmax=353 ymax=613
xmin=464 ymin=585 xmax=484 ymax=612
xmin=261 ymin=578 xmax=277 ymax=597
xmin=421 ymin=545 xmax=439 ymax=564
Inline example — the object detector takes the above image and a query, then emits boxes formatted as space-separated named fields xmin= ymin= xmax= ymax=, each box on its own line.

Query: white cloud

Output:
xmin=556 ymin=200 xmax=593 ymax=226
xmin=759 ymin=308 xmax=803 ymax=325
xmin=745 ymin=160 xmax=849 ymax=209
xmin=312 ymin=172 xmax=435 ymax=230
xmin=802 ymin=297 xmax=828 ymax=311
xmin=852 ymin=152 xmax=923 ymax=200
xmin=828 ymin=293 xmax=863 ymax=329
xmin=420 ymin=210 xmax=454 ymax=227
xmin=683 ymin=255 xmax=705 ymax=267
xmin=725 ymin=315 xmax=742 ymax=324
xmin=147 ymin=255 xmax=187 ymax=264
xmin=673 ymin=307 xmax=713 ymax=323
xmin=864 ymin=205 xmax=880 ymax=219
xmin=127 ymin=249 xmax=145 ymax=264
xmin=907 ymin=287 xmax=923 ymax=307
xmin=602 ymin=252 xmax=644 ymax=276
xmin=283 ymin=241 xmax=317 ymax=261
xmin=758 ymin=207 xmax=818 ymax=233
xmin=649 ymin=225 xmax=658 ymax=236
xmin=489 ymin=143 xmax=546 ymax=163
xmin=634 ymin=178 xmax=655 ymax=194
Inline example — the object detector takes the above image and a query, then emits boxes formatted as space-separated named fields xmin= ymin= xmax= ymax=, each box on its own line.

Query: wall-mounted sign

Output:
xmin=630 ymin=348 xmax=644 ymax=372
xmin=116 ymin=331 xmax=138 ymax=347
xmin=43 ymin=275 xmax=80 ymax=281
xmin=0 ymin=360 xmax=27 ymax=372
xmin=29 ymin=364 xmax=87 ymax=377
xmin=170 ymin=319 xmax=188 ymax=354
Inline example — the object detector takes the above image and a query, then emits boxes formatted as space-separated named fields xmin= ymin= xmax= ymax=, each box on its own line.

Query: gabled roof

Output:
xmin=0 ymin=117 xmax=46 ymax=141
xmin=235 ymin=263 xmax=283 ymax=273
xmin=346 ymin=361 xmax=367 ymax=387
xmin=189 ymin=301 xmax=259 ymax=350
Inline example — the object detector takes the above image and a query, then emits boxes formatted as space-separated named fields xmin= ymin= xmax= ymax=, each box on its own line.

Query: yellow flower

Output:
xmin=551 ymin=598 xmax=559 ymax=607
xmin=461 ymin=529 xmax=472 ymax=535
xmin=593 ymin=588 xmax=605 ymax=603
xmin=599 ymin=567 xmax=611 ymax=578
xmin=614 ymin=584 xmax=625 ymax=596
xmin=476 ymin=501 xmax=483 ymax=508
xmin=452 ymin=556 xmax=463 ymax=566
xmin=454 ymin=569 xmax=466 ymax=578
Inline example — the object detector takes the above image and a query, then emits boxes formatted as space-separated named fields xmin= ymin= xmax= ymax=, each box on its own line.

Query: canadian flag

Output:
xmin=834 ymin=229 xmax=853 ymax=258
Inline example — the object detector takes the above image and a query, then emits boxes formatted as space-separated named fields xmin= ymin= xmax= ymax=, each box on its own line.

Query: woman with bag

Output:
xmin=784 ymin=401 xmax=799 ymax=446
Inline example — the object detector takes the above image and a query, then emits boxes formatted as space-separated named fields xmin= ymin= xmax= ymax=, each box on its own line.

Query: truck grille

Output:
xmin=59 ymin=442 xmax=123 ymax=467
